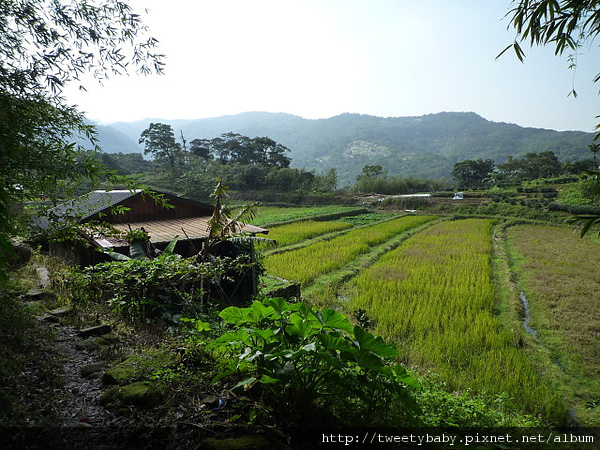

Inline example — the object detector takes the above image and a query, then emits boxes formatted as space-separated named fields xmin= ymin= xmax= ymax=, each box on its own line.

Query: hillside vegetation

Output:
xmin=94 ymin=111 xmax=593 ymax=185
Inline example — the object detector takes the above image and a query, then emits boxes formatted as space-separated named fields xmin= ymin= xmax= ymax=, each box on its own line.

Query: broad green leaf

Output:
xmin=314 ymin=309 xmax=353 ymax=332
xmin=318 ymin=334 xmax=354 ymax=353
xmin=253 ymin=328 xmax=275 ymax=343
xmin=302 ymin=342 xmax=316 ymax=352
xmin=104 ymin=250 xmax=131 ymax=261
xmin=355 ymin=351 xmax=388 ymax=373
xmin=285 ymin=319 xmax=313 ymax=338
xmin=195 ymin=320 xmax=211 ymax=332
xmin=246 ymin=349 xmax=263 ymax=362
xmin=393 ymin=364 xmax=420 ymax=388
xmin=353 ymin=326 xmax=398 ymax=357
xmin=248 ymin=301 xmax=277 ymax=323
xmin=259 ymin=374 xmax=280 ymax=384
xmin=266 ymin=349 xmax=295 ymax=360
xmin=163 ymin=235 xmax=179 ymax=255
xmin=232 ymin=377 xmax=258 ymax=392
xmin=263 ymin=297 xmax=291 ymax=313
xmin=219 ymin=306 xmax=247 ymax=325
xmin=129 ymin=238 xmax=147 ymax=259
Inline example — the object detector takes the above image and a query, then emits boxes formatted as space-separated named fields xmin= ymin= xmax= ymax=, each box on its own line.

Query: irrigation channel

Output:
xmin=519 ymin=291 xmax=539 ymax=342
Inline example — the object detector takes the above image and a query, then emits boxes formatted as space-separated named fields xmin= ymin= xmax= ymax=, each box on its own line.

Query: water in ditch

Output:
xmin=520 ymin=291 xmax=539 ymax=342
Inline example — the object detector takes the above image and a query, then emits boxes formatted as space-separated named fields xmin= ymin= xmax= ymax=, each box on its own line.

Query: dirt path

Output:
xmin=52 ymin=324 xmax=113 ymax=426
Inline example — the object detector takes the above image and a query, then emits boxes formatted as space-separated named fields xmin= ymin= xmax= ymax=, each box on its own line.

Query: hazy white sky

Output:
xmin=64 ymin=0 xmax=599 ymax=132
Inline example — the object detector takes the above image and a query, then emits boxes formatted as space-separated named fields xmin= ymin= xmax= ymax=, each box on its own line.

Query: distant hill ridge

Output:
xmin=93 ymin=111 xmax=594 ymax=185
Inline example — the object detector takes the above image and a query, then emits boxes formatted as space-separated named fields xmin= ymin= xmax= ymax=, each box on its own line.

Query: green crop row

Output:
xmin=264 ymin=215 xmax=437 ymax=287
xmin=348 ymin=219 xmax=564 ymax=421
xmin=264 ymin=220 xmax=353 ymax=248
xmin=250 ymin=206 xmax=364 ymax=227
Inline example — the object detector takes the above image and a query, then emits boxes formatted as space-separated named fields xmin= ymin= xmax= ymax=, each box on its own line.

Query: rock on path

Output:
xmin=52 ymin=325 xmax=114 ymax=426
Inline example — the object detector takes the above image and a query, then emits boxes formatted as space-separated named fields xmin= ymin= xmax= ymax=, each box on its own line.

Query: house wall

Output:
xmin=88 ymin=194 xmax=213 ymax=224
xmin=49 ymin=241 xmax=114 ymax=266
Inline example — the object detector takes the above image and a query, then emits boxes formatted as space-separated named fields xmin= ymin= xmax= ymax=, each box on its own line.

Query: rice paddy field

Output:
xmin=249 ymin=205 xmax=366 ymax=227
xmin=262 ymin=220 xmax=353 ymax=248
xmin=507 ymin=225 xmax=600 ymax=425
xmin=346 ymin=218 xmax=562 ymax=420
xmin=257 ymin=206 xmax=600 ymax=426
xmin=264 ymin=215 xmax=436 ymax=286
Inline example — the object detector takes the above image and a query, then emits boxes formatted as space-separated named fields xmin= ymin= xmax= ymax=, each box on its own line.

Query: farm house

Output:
xmin=32 ymin=189 xmax=269 ymax=302
xmin=33 ymin=189 xmax=267 ymax=264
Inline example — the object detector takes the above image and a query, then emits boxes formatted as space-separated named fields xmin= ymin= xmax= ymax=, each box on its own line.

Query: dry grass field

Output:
xmin=508 ymin=225 xmax=600 ymax=425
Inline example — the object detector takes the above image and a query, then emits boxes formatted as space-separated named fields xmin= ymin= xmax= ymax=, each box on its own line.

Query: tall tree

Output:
xmin=315 ymin=168 xmax=338 ymax=193
xmin=139 ymin=123 xmax=184 ymax=172
xmin=0 ymin=0 xmax=163 ymax=277
xmin=496 ymin=152 xmax=561 ymax=182
xmin=360 ymin=165 xmax=385 ymax=179
xmin=451 ymin=159 xmax=495 ymax=189
xmin=251 ymin=137 xmax=292 ymax=168
xmin=189 ymin=139 xmax=212 ymax=159
xmin=193 ymin=133 xmax=291 ymax=168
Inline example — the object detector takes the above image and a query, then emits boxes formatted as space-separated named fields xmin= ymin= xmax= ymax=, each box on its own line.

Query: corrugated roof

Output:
xmin=35 ymin=190 xmax=140 ymax=229
xmin=110 ymin=217 xmax=268 ymax=245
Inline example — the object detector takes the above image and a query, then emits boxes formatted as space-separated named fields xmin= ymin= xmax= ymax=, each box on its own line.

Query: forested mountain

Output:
xmin=96 ymin=111 xmax=594 ymax=186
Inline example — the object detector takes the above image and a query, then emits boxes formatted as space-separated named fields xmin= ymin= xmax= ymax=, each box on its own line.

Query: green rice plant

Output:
xmin=263 ymin=220 xmax=353 ymax=248
xmin=348 ymin=219 xmax=565 ymax=421
xmin=265 ymin=215 xmax=436 ymax=287
xmin=249 ymin=206 xmax=364 ymax=227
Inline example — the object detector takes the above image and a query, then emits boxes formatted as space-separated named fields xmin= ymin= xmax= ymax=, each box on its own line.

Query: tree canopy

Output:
xmin=500 ymin=1 xmax=600 ymax=106
xmin=0 ymin=0 xmax=163 ymax=276
xmin=139 ymin=123 xmax=184 ymax=172
xmin=202 ymin=132 xmax=292 ymax=168
xmin=452 ymin=159 xmax=495 ymax=189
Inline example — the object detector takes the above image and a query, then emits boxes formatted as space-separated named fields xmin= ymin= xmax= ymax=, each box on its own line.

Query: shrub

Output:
xmin=211 ymin=298 xmax=419 ymax=426
xmin=62 ymin=254 xmax=255 ymax=322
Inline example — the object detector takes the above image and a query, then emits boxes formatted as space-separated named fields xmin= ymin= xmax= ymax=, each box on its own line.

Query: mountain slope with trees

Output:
xmin=97 ymin=111 xmax=594 ymax=186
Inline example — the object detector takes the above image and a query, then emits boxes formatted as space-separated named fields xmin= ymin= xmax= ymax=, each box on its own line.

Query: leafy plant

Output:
xmin=212 ymin=297 xmax=419 ymax=426
xmin=200 ymin=179 xmax=260 ymax=258
xmin=62 ymin=254 xmax=251 ymax=321
xmin=104 ymin=231 xmax=180 ymax=261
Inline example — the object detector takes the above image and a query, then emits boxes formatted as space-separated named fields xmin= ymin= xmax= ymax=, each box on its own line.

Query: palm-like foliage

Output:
xmin=200 ymin=179 xmax=262 ymax=258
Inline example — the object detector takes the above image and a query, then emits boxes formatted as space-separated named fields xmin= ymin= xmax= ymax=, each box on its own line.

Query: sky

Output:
xmin=64 ymin=0 xmax=599 ymax=132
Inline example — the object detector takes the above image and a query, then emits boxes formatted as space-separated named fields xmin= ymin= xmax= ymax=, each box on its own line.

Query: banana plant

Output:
xmin=104 ymin=231 xmax=179 ymax=261
xmin=199 ymin=178 xmax=261 ymax=258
